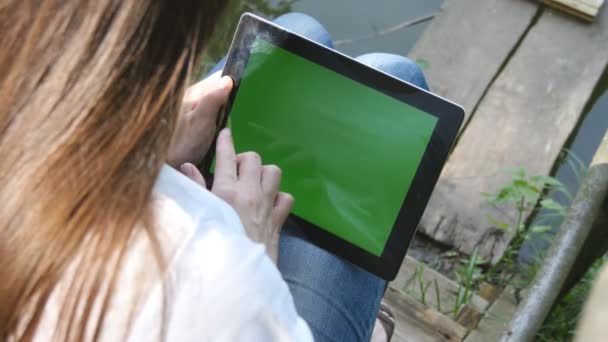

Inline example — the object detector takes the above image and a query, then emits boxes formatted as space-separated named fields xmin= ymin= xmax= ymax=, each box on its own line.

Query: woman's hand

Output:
xmin=168 ymin=71 xmax=233 ymax=167
xmin=180 ymin=129 xmax=294 ymax=263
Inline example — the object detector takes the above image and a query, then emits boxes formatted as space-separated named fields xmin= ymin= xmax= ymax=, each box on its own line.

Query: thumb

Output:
xmin=192 ymin=76 xmax=233 ymax=114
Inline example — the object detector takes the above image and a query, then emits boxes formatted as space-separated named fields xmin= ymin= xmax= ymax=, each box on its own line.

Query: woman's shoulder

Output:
xmin=151 ymin=164 xmax=262 ymax=290
xmin=131 ymin=165 xmax=313 ymax=341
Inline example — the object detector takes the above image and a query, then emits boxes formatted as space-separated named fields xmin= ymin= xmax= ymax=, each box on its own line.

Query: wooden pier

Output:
xmin=409 ymin=0 xmax=608 ymax=263
xmin=383 ymin=0 xmax=608 ymax=340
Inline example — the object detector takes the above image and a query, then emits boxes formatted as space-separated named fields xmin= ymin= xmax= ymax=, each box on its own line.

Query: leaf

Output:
xmin=487 ymin=215 xmax=510 ymax=231
xmin=530 ymin=225 xmax=552 ymax=234
xmin=514 ymin=180 xmax=541 ymax=201
xmin=530 ymin=175 xmax=564 ymax=188
xmin=540 ymin=198 xmax=566 ymax=214
xmin=492 ymin=185 xmax=519 ymax=204
xmin=506 ymin=167 xmax=527 ymax=180
xmin=518 ymin=223 xmax=526 ymax=233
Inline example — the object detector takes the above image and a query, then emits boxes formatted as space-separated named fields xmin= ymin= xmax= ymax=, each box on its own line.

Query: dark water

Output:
xmin=291 ymin=0 xmax=443 ymax=57
xmin=554 ymin=73 xmax=608 ymax=191
xmin=206 ymin=0 xmax=442 ymax=61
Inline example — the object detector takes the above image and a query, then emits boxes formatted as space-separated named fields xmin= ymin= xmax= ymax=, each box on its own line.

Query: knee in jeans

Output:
xmin=273 ymin=12 xmax=333 ymax=48
xmin=356 ymin=53 xmax=427 ymax=88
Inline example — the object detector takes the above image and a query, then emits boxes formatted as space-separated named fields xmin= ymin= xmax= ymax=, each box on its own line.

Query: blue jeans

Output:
xmin=208 ymin=12 xmax=429 ymax=342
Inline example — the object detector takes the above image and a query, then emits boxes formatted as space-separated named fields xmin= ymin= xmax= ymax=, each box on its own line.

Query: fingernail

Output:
xmin=221 ymin=127 xmax=231 ymax=137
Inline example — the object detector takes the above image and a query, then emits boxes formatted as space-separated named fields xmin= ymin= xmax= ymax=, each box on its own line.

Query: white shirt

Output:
xmin=131 ymin=165 xmax=313 ymax=341
xmin=35 ymin=165 xmax=313 ymax=341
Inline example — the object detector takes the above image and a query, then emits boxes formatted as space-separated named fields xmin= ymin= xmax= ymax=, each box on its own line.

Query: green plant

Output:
xmin=483 ymin=168 xmax=568 ymax=288
xmin=452 ymin=247 xmax=483 ymax=316
xmin=416 ymin=264 xmax=433 ymax=305
xmin=404 ymin=263 xmax=443 ymax=313
xmin=536 ymin=257 xmax=607 ymax=341
xmin=433 ymin=279 xmax=442 ymax=313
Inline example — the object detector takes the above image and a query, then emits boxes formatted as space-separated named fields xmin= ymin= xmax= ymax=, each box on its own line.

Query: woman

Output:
xmin=0 ymin=1 xmax=429 ymax=340
xmin=0 ymin=1 xmax=305 ymax=340
xmin=205 ymin=13 xmax=429 ymax=342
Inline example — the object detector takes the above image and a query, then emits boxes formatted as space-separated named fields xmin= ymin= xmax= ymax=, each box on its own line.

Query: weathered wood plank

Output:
xmin=592 ymin=130 xmax=608 ymax=165
xmin=408 ymin=0 xmax=538 ymax=123
xmin=391 ymin=256 xmax=489 ymax=314
xmin=384 ymin=286 xmax=467 ymax=342
xmin=455 ymin=304 xmax=482 ymax=332
xmin=542 ymin=0 xmax=605 ymax=21
xmin=419 ymin=6 xmax=608 ymax=262
xmin=464 ymin=287 xmax=519 ymax=342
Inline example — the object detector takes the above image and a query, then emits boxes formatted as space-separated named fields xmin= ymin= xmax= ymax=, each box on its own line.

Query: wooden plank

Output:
xmin=419 ymin=5 xmax=608 ymax=263
xmin=464 ymin=287 xmax=519 ymax=342
xmin=455 ymin=304 xmax=482 ymax=332
xmin=408 ymin=0 xmax=538 ymax=123
xmin=541 ymin=0 xmax=605 ymax=22
xmin=384 ymin=286 xmax=467 ymax=342
xmin=592 ymin=130 xmax=608 ymax=165
xmin=391 ymin=256 xmax=489 ymax=315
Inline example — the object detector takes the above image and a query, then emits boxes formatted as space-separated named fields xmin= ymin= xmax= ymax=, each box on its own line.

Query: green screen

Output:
xmin=229 ymin=38 xmax=437 ymax=256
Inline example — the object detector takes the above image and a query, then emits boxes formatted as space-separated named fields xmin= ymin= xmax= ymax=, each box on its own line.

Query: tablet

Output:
xmin=207 ymin=13 xmax=464 ymax=280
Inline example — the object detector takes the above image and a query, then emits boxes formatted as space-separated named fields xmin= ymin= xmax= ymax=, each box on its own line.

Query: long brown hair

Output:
xmin=0 ymin=1 xmax=226 ymax=340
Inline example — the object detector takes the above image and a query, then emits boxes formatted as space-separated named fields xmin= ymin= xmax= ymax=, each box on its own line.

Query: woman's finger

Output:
xmin=272 ymin=192 xmax=294 ymax=227
xmin=200 ymin=76 xmax=233 ymax=112
xmin=180 ymin=163 xmax=206 ymax=188
xmin=237 ymin=152 xmax=263 ymax=186
xmin=184 ymin=71 xmax=221 ymax=105
xmin=183 ymin=74 xmax=232 ymax=113
xmin=214 ymin=128 xmax=238 ymax=186
xmin=261 ymin=164 xmax=282 ymax=196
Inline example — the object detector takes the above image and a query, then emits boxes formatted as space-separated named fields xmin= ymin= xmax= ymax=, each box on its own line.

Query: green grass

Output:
xmin=536 ymin=257 xmax=606 ymax=342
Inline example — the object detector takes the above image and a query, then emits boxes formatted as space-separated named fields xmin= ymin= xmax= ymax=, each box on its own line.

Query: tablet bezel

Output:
xmin=207 ymin=13 xmax=464 ymax=280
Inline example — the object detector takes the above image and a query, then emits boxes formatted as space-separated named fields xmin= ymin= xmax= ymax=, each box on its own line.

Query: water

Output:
xmin=291 ymin=0 xmax=443 ymax=57
xmin=553 ymin=73 xmax=608 ymax=191
xmin=203 ymin=0 xmax=442 ymax=73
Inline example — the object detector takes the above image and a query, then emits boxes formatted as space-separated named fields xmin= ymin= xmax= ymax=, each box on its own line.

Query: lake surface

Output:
xmin=202 ymin=0 xmax=442 ymax=73
xmin=290 ymin=0 xmax=443 ymax=57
